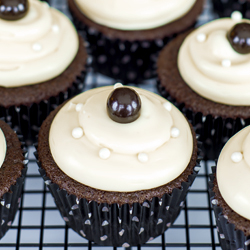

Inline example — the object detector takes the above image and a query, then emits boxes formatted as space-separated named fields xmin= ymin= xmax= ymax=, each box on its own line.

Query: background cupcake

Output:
xmin=212 ymin=0 xmax=250 ymax=18
xmin=0 ymin=0 xmax=88 ymax=145
xmin=157 ymin=12 xmax=250 ymax=160
xmin=36 ymin=85 xmax=201 ymax=247
xmin=0 ymin=119 xmax=27 ymax=239
xmin=68 ymin=0 xmax=204 ymax=83
xmin=209 ymin=125 xmax=250 ymax=250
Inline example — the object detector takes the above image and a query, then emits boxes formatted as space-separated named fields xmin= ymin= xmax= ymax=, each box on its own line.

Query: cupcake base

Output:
xmin=68 ymin=0 xmax=204 ymax=84
xmin=37 ymin=167 xmax=198 ymax=247
xmin=0 ymin=35 xmax=88 ymax=146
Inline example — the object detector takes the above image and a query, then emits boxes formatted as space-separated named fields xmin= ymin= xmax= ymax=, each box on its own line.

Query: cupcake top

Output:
xmin=178 ymin=11 xmax=250 ymax=106
xmin=217 ymin=125 xmax=250 ymax=220
xmin=74 ymin=0 xmax=196 ymax=30
xmin=49 ymin=84 xmax=193 ymax=192
xmin=0 ymin=128 xmax=6 ymax=167
xmin=0 ymin=0 xmax=78 ymax=87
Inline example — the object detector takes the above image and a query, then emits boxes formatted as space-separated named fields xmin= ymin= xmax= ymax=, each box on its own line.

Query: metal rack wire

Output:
xmin=0 ymin=0 xmax=222 ymax=249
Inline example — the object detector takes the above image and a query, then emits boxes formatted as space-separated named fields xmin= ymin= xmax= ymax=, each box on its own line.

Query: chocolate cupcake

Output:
xmin=0 ymin=0 xmax=88 ymax=145
xmin=68 ymin=0 xmax=204 ymax=83
xmin=209 ymin=125 xmax=250 ymax=250
xmin=0 ymin=119 xmax=27 ymax=239
xmin=157 ymin=12 xmax=250 ymax=160
xmin=212 ymin=0 xmax=250 ymax=18
xmin=36 ymin=84 xmax=201 ymax=247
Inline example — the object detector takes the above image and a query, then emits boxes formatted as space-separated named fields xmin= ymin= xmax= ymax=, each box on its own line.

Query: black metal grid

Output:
xmin=0 ymin=0 xmax=223 ymax=249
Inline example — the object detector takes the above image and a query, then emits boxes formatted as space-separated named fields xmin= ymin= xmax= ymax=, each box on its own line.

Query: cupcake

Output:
xmin=209 ymin=125 xmax=250 ymax=250
xmin=0 ymin=119 xmax=27 ymax=239
xmin=36 ymin=84 xmax=201 ymax=247
xmin=67 ymin=0 xmax=204 ymax=83
xmin=157 ymin=12 xmax=250 ymax=160
xmin=212 ymin=0 xmax=250 ymax=18
xmin=0 ymin=0 xmax=88 ymax=145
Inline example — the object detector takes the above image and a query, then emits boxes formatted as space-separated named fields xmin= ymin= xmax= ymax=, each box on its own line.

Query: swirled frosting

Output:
xmin=178 ymin=17 xmax=250 ymax=106
xmin=49 ymin=85 xmax=193 ymax=192
xmin=0 ymin=129 xmax=6 ymax=168
xmin=74 ymin=0 xmax=196 ymax=30
xmin=0 ymin=0 xmax=78 ymax=87
xmin=217 ymin=126 xmax=250 ymax=220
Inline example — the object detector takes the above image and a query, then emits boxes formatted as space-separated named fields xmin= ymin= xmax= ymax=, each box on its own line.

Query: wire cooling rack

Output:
xmin=0 ymin=0 xmax=223 ymax=249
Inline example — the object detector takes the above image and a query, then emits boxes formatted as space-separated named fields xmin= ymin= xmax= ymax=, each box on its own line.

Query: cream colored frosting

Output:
xmin=49 ymin=85 xmax=193 ymax=192
xmin=0 ymin=0 xmax=78 ymax=87
xmin=0 ymin=129 xmax=6 ymax=168
xmin=74 ymin=0 xmax=196 ymax=30
xmin=217 ymin=126 xmax=250 ymax=220
xmin=178 ymin=17 xmax=250 ymax=106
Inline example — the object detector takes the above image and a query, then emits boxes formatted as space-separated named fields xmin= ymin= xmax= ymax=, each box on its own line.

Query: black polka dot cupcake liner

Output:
xmin=211 ymin=0 xmax=250 ymax=18
xmin=0 ymin=136 xmax=28 ymax=239
xmin=34 ymin=149 xmax=201 ymax=247
xmin=209 ymin=167 xmax=250 ymax=250
xmin=70 ymin=12 xmax=191 ymax=84
xmin=0 ymin=70 xmax=86 ymax=146
xmin=157 ymin=81 xmax=250 ymax=160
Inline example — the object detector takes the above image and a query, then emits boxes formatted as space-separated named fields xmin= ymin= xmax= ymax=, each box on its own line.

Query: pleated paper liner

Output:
xmin=34 ymin=141 xmax=202 ymax=247
xmin=0 ymin=69 xmax=86 ymax=147
xmin=209 ymin=167 xmax=250 ymax=250
xmin=157 ymin=81 xmax=250 ymax=161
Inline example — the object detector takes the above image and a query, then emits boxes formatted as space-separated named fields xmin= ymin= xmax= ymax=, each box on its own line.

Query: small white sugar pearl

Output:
xmin=99 ymin=148 xmax=111 ymax=159
xmin=231 ymin=11 xmax=243 ymax=22
xmin=114 ymin=83 xmax=123 ymax=89
xmin=171 ymin=127 xmax=180 ymax=138
xmin=231 ymin=152 xmax=243 ymax=163
xmin=196 ymin=33 xmax=206 ymax=43
xmin=138 ymin=153 xmax=148 ymax=163
xmin=75 ymin=103 xmax=83 ymax=112
xmin=32 ymin=43 xmax=42 ymax=51
xmin=163 ymin=102 xmax=172 ymax=111
xmin=72 ymin=127 xmax=83 ymax=139
xmin=221 ymin=59 xmax=231 ymax=68
xmin=52 ymin=25 xmax=60 ymax=33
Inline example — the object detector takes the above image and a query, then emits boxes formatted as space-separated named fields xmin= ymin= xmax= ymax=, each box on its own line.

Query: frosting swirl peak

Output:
xmin=74 ymin=0 xmax=196 ymax=30
xmin=178 ymin=18 xmax=250 ymax=106
xmin=0 ymin=0 xmax=78 ymax=87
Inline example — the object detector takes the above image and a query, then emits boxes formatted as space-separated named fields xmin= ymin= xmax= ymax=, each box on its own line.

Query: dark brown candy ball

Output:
xmin=0 ymin=0 xmax=29 ymax=21
xmin=107 ymin=87 xmax=141 ymax=124
xmin=227 ymin=22 xmax=250 ymax=54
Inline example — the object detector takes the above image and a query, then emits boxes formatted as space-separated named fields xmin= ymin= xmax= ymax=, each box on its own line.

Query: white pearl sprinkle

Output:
xmin=72 ymin=127 xmax=84 ymax=139
xmin=221 ymin=59 xmax=231 ymax=68
xmin=231 ymin=152 xmax=243 ymax=163
xmin=231 ymin=11 xmax=243 ymax=21
xmin=138 ymin=153 xmax=149 ymax=163
xmin=99 ymin=148 xmax=111 ymax=160
xmin=114 ymin=83 xmax=123 ymax=89
xmin=171 ymin=127 xmax=180 ymax=138
xmin=163 ymin=102 xmax=172 ymax=111
xmin=52 ymin=25 xmax=60 ymax=33
xmin=196 ymin=33 xmax=206 ymax=43
xmin=75 ymin=103 xmax=83 ymax=112
xmin=32 ymin=43 xmax=42 ymax=51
